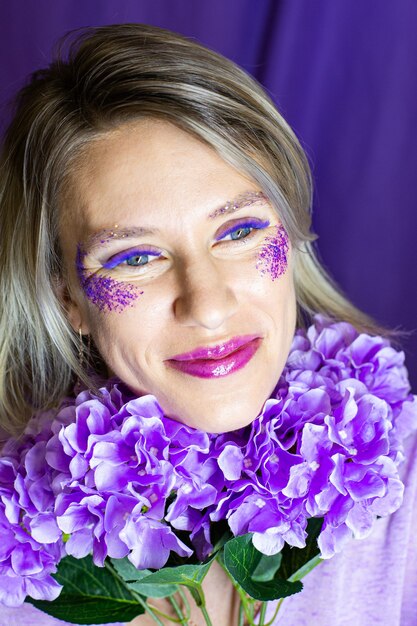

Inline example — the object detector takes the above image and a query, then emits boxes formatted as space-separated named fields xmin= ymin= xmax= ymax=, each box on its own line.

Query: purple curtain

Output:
xmin=1 ymin=0 xmax=416 ymax=388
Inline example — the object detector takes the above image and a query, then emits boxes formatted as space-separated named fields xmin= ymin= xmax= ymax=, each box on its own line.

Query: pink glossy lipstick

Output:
xmin=166 ymin=335 xmax=262 ymax=378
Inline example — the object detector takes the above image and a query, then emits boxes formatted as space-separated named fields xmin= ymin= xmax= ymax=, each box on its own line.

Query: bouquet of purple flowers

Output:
xmin=0 ymin=315 xmax=415 ymax=625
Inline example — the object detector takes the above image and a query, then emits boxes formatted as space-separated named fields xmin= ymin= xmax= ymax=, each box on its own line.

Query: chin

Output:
xmin=171 ymin=400 xmax=263 ymax=434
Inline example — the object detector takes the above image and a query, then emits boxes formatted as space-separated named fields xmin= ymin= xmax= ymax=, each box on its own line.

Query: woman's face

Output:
xmin=60 ymin=119 xmax=297 ymax=432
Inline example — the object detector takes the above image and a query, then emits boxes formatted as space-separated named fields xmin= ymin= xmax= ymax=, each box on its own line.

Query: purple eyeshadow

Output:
xmin=103 ymin=249 xmax=161 ymax=270
xmin=76 ymin=245 xmax=143 ymax=313
xmin=215 ymin=219 xmax=270 ymax=241
xmin=256 ymin=225 xmax=290 ymax=281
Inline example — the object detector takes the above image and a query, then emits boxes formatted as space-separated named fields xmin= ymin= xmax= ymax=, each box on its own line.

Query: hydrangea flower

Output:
xmin=0 ymin=315 xmax=415 ymax=606
xmin=0 ymin=410 xmax=66 ymax=606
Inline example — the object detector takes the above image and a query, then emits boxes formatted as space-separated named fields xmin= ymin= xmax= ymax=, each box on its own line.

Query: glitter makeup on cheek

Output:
xmin=76 ymin=245 xmax=143 ymax=313
xmin=256 ymin=225 xmax=290 ymax=281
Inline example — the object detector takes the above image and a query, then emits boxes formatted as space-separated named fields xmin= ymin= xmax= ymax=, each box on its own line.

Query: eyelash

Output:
xmin=102 ymin=249 xmax=161 ymax=270
xmin=102 ymin=219 xmax=270 ymax=270
xmin=217 ymin=219 xmax=270 ymax=242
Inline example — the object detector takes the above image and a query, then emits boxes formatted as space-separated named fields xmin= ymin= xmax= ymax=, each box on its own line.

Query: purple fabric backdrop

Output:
xmin=1 ymin=0 xmax=416 ymax=388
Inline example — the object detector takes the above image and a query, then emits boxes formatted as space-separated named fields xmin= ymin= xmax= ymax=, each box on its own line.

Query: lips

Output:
xmin=166 ymin=335 xmax=262 ymax=379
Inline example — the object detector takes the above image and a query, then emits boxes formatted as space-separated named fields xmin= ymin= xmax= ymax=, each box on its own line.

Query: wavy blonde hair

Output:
xmin=0 ymin=23 xmax=390 ymax=435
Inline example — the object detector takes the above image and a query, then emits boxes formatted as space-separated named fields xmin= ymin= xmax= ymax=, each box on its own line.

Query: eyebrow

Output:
xmin=81 ymin=226 xmax=155 ymax=253
xmin=207 ymin=190 xmax=269 ymax=219
xmin=81 ymin=190 xmax=270 ymax=252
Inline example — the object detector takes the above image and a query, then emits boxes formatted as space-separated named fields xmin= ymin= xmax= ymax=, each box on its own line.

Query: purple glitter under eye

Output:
xmin=256 ymin=224 xmax=290 ymax=281
xmin=215 ymin=219 xmax=271 ymax=241
xmin=76 ymin=245 xmax=143 ymax=313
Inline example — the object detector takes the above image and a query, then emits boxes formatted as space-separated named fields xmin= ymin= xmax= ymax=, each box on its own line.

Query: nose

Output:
xmin=173 ymin=257 xmax=239 ymax=329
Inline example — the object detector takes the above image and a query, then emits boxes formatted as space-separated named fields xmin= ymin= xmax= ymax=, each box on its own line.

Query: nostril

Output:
xmin=173 ymin=280 xmax=238 ymax=329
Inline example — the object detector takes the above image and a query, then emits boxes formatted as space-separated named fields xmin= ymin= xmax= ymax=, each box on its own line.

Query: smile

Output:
xmin=166 ymin=336 xmax=262 ymax=379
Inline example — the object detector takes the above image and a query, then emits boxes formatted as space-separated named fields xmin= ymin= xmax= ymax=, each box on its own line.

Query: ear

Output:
xmin=53 ymin=276 xmax=91 ymax=335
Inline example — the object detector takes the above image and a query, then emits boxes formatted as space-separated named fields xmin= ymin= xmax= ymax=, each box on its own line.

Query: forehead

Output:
xmin=62 ymin=119 xmax=254 ymax=232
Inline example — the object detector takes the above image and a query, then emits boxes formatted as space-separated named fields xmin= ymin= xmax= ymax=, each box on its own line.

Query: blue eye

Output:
xmin=103 ymin=249 xmax=161 ymax=269
xmin=217 ymin=219 xmax=270 ymax=242
xmin=230 ymin=226 xmax=252 ymax=240
xmin=126 ymin=254 xmax=149 ymax=266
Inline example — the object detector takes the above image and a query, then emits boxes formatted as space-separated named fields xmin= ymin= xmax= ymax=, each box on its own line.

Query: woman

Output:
xmin=0 ymin=23 xmax=415 ymax=626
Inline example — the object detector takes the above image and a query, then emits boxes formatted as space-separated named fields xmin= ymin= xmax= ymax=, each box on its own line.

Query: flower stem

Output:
xmin=177 ymin=588 xmax=191 ymax=620
xmin=258 ymin=602 xmax=267 ymax=625
xmin=126 ymin=595 xmax=166 ymax=625
xmin=189 ymin=584 xmax=214 ymax=626
xmin=262 ymin=553 xmax=324 ymax=626
xmin=288 ymin=553 xmax=322 ymax=583
xmin=238 ymin=602 xmax=245 ymax=626
xmin=216 ymin=554 xmax=256 ymax=626
xmin=199 ymin=604 xmax=213 ymax=626
xmin=248 ymin=598 xmax=255 ymax=623
xmin=169 ymin=593 xmax=189 ymax=624
xmin=263 ymin=599 xmax=282 ymax=626
xmin=146 ymin=601 xmax=184 ymax=623
xmin=128 ymin=596 xmax=166 ymax=625
xmin=137 ymin=602 xmax=165 ymax=625
xmin=240 ymin=594 xmax=257 ymax=625
xmin=103 ymin=560 xmax=164 ymax=625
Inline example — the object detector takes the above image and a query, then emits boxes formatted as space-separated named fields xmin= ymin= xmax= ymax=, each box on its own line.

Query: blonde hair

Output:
xmin=0 ymin=23 xmax=391 ymax=435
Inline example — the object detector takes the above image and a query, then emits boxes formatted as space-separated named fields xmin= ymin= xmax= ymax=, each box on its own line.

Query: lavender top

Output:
xmin=268 ymin=428 xmax=417 ymax=625
xmin=0 ymin=429 xmax=415 ymax=626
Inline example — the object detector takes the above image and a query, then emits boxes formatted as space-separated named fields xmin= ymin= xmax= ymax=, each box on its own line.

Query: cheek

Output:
xmin=80 ymin=273 xmax=143 ymax=313
xmin=76 ymin=244 xmax=144 ymax=313
xmin=255 ymin=225 xmax=290 ymax=281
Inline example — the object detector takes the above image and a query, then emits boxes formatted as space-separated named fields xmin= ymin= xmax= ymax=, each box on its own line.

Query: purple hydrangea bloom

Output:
xmin=208 ymin=316 xmax=416 ymax=557
xmin=0 ymin=315 xmax=415 ymax=606
xmin=0 ymin=411 xmax=66 ymax=607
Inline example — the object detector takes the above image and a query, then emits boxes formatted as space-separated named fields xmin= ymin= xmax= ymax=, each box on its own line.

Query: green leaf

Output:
xmin=222 ymin=520 xmax=324 ymax=602
xmin=127 ymin=580 xmax=178 ymax=598
xmin=27 ymin=555 xmax=143 ymax=625
xmin=110 ymin=558 xmax=178 ymax=598
xmin=252 ymin=552 xmax=282 ymax=582
xmin=188 ymin=586 xmax=204 ymax=607
xmin=109 ymin=558 xmax=178 ymax=598
xmin=139 ymin=561 xmax=212 ymax=587
xmin=223 ymin=534 xmax=302 ymax=601
xmin=137 ymin=561 xmax=213 ymax=606
xmin=110 ymin=557 xmax=151 ymax=582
